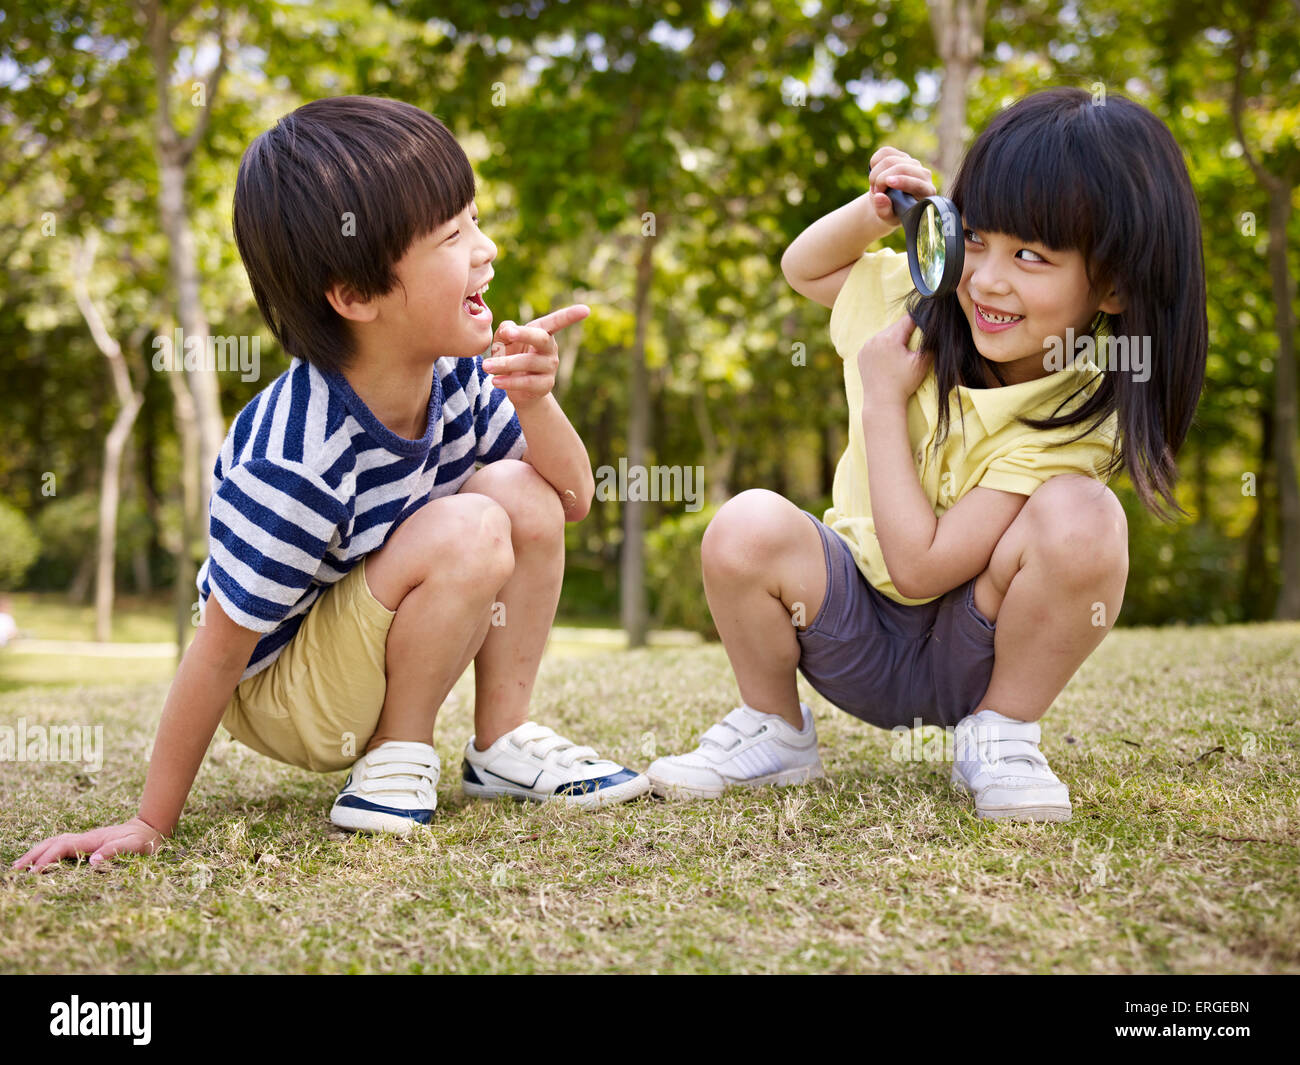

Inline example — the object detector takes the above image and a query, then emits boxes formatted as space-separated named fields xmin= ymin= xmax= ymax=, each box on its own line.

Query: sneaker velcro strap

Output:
xmin=987 ymin=738 xmax=1049 ymax=769
xmin=700 ymin=722 xmax=741 ymax=750
xmin=722 ymin=707 xmax=767 ymax=737
xmin=992 ymin=718 xmax=1042 ymax=744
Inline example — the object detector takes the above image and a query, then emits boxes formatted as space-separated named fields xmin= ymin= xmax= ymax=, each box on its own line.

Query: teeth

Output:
xmin=980 ymin=305 xmax=1022 ymax=323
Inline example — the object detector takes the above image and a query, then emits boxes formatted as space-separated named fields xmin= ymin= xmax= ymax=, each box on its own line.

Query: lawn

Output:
xmin=1 ymin=622 xmax=1297 ymax=974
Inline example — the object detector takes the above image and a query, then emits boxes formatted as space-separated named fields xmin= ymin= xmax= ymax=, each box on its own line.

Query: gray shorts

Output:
xmin=795 ymin=511 xmax=997 ymax=731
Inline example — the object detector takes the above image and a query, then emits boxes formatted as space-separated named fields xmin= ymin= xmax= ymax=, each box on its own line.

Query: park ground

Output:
xmin=0 ymin=599 xmax=1297 ymax=974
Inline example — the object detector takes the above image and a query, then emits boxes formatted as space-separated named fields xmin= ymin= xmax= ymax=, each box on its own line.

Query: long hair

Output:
xmin=905 ymin=87 xmax=1208 ymax=517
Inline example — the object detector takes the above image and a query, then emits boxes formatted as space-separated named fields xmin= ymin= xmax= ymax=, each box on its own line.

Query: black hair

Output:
xmin=232 ymin=96 xmax=476 ymax=375
xmin=905 ymin=86 xmax=1208 ymax=517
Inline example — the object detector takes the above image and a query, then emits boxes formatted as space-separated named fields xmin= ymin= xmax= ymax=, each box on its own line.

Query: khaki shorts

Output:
xmin=220 ymin=556 xmax=398 ymax=772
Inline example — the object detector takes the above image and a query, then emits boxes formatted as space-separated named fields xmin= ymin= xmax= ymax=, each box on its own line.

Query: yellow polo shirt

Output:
xmin=822 ymin=248 xmax=1118 ymax=605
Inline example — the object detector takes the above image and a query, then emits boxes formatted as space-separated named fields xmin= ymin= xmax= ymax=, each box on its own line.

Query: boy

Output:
xmin=14 ymin=96 xmax=647 ymax=871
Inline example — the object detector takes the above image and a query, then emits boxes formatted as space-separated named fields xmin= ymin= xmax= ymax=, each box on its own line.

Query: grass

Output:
xmin=3 ymin=591 xmax=181 ymax=644
xmin=0 ymin=593 xmax=696 ymax=687
xmin=1 ymin=621 xmax=1297 ymax=973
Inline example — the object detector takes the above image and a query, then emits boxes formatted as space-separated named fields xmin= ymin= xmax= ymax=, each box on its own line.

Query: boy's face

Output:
xmin=372 ymin=201 xmax=497 ymax=359
xmin=956 ymin=227 xmax=1122 ymax=385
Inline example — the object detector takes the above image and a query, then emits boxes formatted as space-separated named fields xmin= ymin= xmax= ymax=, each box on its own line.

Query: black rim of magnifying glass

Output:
xmin=885 ymin=188 xmax=964 ymax=299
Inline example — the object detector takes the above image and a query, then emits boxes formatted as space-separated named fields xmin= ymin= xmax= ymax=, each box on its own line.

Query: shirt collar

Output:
xmin=959 ymin=357 xmax=1104 ymax=435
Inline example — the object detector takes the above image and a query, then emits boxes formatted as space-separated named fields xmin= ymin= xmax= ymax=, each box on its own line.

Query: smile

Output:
xmin=974 ymin=303 xmax=1024 ymax=331
xmin=463 ymin=279 xmax=491 ymax=319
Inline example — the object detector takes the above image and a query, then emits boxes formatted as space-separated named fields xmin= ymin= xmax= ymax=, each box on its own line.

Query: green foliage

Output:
xmin=28 ymin=492 xmax=152 ymax=591
xmin=1116 ymin=482 xmax=1245 ymax=626
xmin=646 ymin=504 xmax=720 ymax=638
xmin=0 ymin=500 xmax=41 ymax=590
xmin=0 ymin=0 xmax=1295 ymax=626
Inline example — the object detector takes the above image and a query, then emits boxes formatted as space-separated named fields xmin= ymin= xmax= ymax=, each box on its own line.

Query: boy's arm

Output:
xmin=11 ymin=596 xmax=261 ymax=872
xmin=484 ymin=305 xmax=595 ymax=522
xmin=780 ymin=147 xmax=936 ymax=309
xmin=858 ymin=314 xmax=1028 ymax=600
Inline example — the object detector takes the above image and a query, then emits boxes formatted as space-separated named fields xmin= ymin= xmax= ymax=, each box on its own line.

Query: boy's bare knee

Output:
xmin=437 ymin=496 xmax=514 ymax=588
xmin=369 ymin=494 xmax=512 ymax=607
xmin=460 ymin=460 xmax=565 ymax=548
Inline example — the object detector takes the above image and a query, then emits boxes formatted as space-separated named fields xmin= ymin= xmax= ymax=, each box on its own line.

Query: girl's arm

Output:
xmin=780 ymin=148 xmax=937 ymax=309
xmin=859 ymin=315 xmax=1028 ymax=600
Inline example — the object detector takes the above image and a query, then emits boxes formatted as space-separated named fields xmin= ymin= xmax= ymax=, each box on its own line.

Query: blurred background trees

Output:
xmin=1 ymin=0 xmax=1295 ymax=645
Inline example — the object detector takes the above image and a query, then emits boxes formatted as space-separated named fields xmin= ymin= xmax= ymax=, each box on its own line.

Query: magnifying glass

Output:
xmin=886 ymin=188 xmax=964 ymax=298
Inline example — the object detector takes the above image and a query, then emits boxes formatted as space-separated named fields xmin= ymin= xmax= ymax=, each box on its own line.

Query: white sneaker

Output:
xmin=647 ymin=704 xmax=824 ymax=800
xmin=950 ymin=709 xmax=1071 ymax=821
xmin=330 ymin=741 xmax=440 ymax=835
xmin=461 ymin=722 xmax=650 ymax=809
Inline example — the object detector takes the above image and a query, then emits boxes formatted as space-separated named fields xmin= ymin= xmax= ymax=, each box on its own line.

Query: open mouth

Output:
xmin=975 ymin=303 xmax=1024 ymax=331
xmin=463 ymin=279 xmax=491 ymax=319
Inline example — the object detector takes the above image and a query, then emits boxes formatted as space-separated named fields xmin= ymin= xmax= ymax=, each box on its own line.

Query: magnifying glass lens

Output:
xmin=917 ymin=203 xmax=946 ymax=293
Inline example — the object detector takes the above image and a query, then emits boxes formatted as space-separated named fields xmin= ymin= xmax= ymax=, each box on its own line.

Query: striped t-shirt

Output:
xmin=196 ymin=354 xmax=525 ymax=681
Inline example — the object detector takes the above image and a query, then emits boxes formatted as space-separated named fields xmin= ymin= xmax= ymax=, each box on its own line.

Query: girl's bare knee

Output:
xmin=1023 ymin=477 xmax=1128 ymax=585
xmin=702 ymin=490 xmax=802 ymax=581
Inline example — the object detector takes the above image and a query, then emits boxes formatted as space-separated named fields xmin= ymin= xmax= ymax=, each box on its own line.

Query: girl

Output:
xmin=646 ymin=87 xmax=1207 ymax=821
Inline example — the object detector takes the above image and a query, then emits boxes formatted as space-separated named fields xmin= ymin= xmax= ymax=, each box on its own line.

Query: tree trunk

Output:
xmin=144 ymin=0 xmax=228 ymax=513
xmin=927 ymin=0 xmax=987 ymax=182
xmin=124 ymin=434 xmax=153 ymax=595
xmin=156 ymin=148 xmax=224 ymax=512
xmin=69 ymin=553 xmax=95 ymax=606
xmin=621 ymin=223 xmax=656 ymax=648
xmin=1241 ymin=403 xmax=1275 ymax=619
xmin=71 ymin=234 xmax=144 ymax=643
xmin=165 ymin=350 xmax=202 ymax=664
xmin=1266 ymin=182 xmax=1300 ymax=618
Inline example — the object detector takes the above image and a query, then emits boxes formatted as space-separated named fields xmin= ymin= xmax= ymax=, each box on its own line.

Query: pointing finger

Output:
xmin=522 ymin=303 xmax=590 ymax=336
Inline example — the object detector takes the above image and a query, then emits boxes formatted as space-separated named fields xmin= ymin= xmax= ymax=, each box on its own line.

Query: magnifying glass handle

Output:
xmin=886 ymin=186 xmax=919 ymax=221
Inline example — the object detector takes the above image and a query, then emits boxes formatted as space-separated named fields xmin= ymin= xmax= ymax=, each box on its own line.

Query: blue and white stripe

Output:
xmin=197 ymin=354 xmax=525 ymax=681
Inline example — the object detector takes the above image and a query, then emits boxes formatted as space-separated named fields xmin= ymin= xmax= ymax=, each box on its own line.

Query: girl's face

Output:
xmin=956 ymin=227 xmax=1124 ymax=386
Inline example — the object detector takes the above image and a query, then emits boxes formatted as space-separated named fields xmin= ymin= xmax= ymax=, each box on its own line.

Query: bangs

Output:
xmin=953 ymin=88 xmax=1129 ymax=287
xmin=284 ymin=96 xmax=476 ymax=271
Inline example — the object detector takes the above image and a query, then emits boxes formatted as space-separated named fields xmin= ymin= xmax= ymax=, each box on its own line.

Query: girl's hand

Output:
xmin=858 ymin=313 xmax=932 ymax=409
xmin=867 ymin=147 xmax=939 ymax=224
xmin=11 ymin=817 xmax=165 ymax=873
xmin=483 ymin=304 xmax=589 ymax=411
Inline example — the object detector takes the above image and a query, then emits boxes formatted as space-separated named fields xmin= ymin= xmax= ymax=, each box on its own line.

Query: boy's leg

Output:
xmin=699 ymin=489 xmax=829 ymax=730
xmin=362 ymin=492 xmax=515 ymax=752
xmin=454 ymin=459 xmax=566 ymax=749
xmin=453 ymin=459 xmax=649 ymax=806
xmin=971 ymin=475 xmax=1129 ymax=721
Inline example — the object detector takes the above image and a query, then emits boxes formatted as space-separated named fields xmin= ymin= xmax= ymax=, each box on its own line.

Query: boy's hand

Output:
xmin=868 ymin=147 xmax=939 ymax=224
xmin=858 ymin=313 xmax=931 ymax=409
xmin=11 ymin=817 xmax=164 ymax=873
xmin=483 ymin=304 xmax=590 ymax=410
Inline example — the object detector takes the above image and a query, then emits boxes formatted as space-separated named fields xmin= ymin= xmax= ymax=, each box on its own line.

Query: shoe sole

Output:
xmin=329 ymin=805 xmax=432 ymax=835
xmin=648 ymin=763 xmax=824 ymax=801
xmin=950 ymin=777 xmax=1071 ymax=822
xmin=462 ymin=772 xmax=652 ymax=809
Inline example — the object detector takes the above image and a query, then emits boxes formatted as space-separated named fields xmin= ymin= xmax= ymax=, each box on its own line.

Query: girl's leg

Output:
xmin=971 ymin=475 xmax=1129 ymax=721
xmin=700 ymin=489 xmax=829 ymax=729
